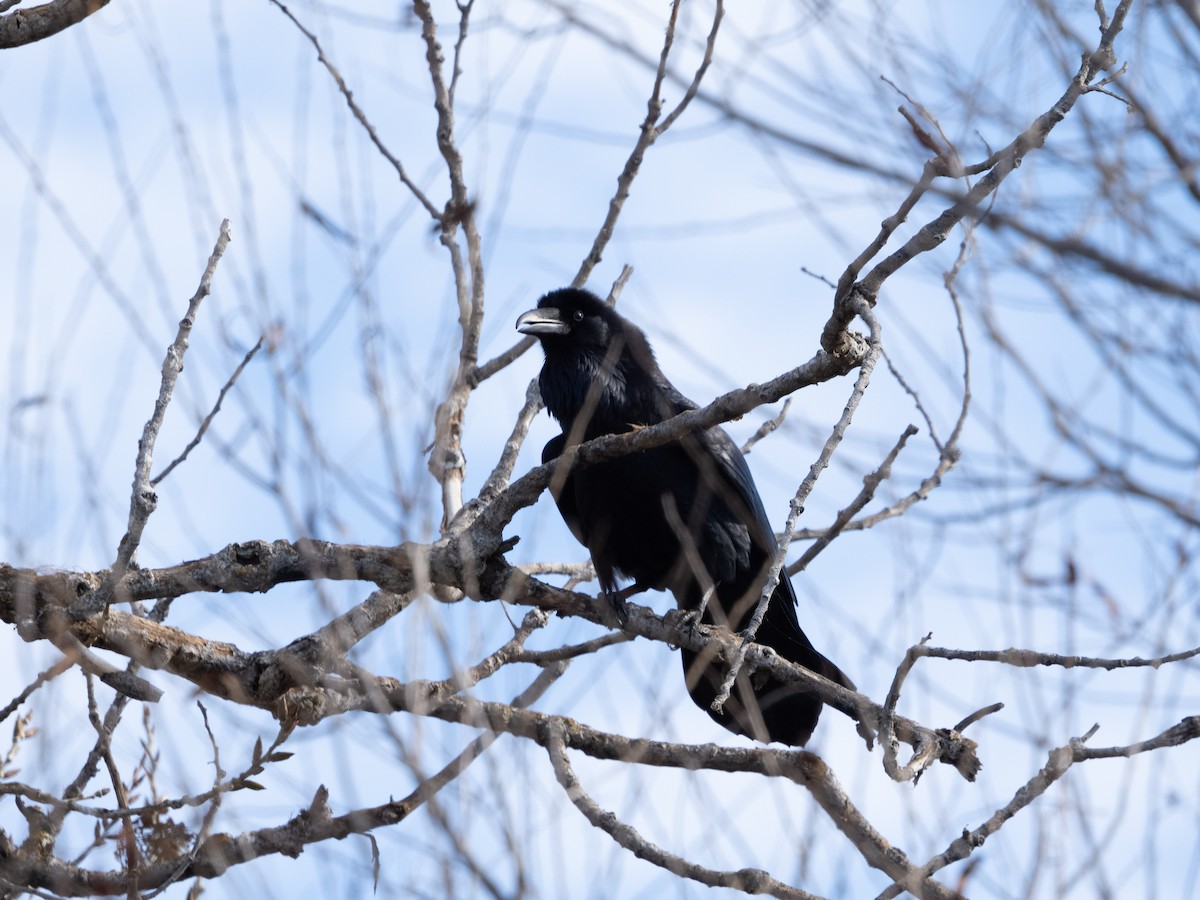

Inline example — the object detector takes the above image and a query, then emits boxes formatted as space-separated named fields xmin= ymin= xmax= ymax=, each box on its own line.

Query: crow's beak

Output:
xmin=516 ymin=307 xmax=569 ymax=335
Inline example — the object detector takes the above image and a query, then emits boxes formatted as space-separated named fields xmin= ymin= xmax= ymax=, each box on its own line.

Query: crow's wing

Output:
xmin=541 ymin=433 xmax=587 ymax=549
xmin=657 ymin=381 xmax=802 ymax=615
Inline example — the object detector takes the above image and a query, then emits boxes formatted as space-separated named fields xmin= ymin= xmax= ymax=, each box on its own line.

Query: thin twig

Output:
xmin=152 ymin=337 xmax=263 ymax=486
xmin=0 ymin=656 xmax=75 ymax=725
xmin=412 ymin=0 xmax=489 ymax=530
xmin=111 ymin=219 xmax=232 ymax=578
xmin=509 ymin=632 xmax=632 ymax=665
xmin=740 ymin=399 xmax=791 ymax=455
xmin=269 ymin=1 xmax=441 ymax=220
xmin=713 ymin=296 xmax=881 ymax=713
xmin=790 ymin=424 xmax=918 ymax=575
xmin=880 ymin=636 xmax=934 ymax=784
xmin=570 ymin=1 xmax=722 ymax=288
xmin=879 ymin=715 xmax=1199 ymax=899
xmin=913 ymin=643 xmax=1200 ymax=672
xmin=545 ymin=720 xmax=822 ymax=900
xmin=474 ymin=379 xmax=544 ymax=508
xmin=788 ymin=231 xmax=975 ymax=554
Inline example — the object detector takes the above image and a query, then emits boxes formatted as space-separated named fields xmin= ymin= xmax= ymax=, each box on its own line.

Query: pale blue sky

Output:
xmin=1 ymin=2 xmax=1195 ymax=897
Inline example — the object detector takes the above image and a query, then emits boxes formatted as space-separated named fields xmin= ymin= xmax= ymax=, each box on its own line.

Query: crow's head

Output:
xmin=515 ymin=287 xmax=622 ymax=352
xmin=516 ymin=288 xmax=662 ymax=431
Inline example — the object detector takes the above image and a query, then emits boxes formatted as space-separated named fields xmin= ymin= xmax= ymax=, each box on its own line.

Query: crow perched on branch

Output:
xmin=517 ymin=287 xmax=853 ymax=746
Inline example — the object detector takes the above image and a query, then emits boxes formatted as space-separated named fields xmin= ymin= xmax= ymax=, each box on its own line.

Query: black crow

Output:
xmin=517 ymin=287 xmax=853 ymax=746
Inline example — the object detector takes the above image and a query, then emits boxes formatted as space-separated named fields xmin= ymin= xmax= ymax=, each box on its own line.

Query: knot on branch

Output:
xmin=935 ymin=729 xmax=982 ymax=781
xmin=821 ymin=285 xmax=875 ymax=358
xmin=231 ymin=541 xmax=267 ymax=566
xmin=828 ymin=328 xmax=871 ymax=361
xmin=275 ymin=686 xmax=329 ymax=727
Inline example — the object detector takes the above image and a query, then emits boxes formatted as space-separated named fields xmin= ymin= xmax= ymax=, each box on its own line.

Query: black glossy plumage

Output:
xmin=516 ymin=287 xmax=852 ymax=746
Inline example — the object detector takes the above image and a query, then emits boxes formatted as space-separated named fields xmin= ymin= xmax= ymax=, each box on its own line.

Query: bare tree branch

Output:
xmin=0 ymin=0 xmax=110 ymax=49
xmin=110 ymin=220 xmax=233 ymax=582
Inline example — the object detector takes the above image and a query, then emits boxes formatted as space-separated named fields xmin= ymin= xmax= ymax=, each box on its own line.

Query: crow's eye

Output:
xmin=572 ymin=309 xmax=585 ymax=323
